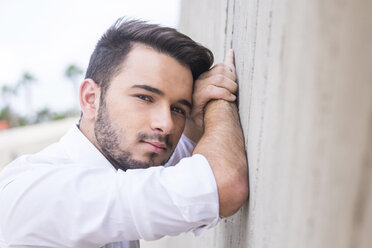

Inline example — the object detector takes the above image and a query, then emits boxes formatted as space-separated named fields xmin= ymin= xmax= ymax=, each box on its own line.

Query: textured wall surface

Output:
xmin=144 ymin=0 xmax=372 ymax=247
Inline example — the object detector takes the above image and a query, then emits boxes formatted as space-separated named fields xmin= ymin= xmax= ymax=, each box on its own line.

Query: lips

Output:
xmin=142 ymin=141 xmax=167 ymax=153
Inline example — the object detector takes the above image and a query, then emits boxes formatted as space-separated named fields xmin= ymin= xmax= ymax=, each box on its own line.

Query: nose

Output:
xmin=150 ymin=104 xmax=174 ymax=135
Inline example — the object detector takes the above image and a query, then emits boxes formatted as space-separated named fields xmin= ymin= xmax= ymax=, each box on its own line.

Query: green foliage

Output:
xmin=1 ymin=67 xmax=80 ymax=129
xmin=22 ymin=72 xmax=35 ymax=81
xmin=0 ymin=106 xmax=10 ymax=120
xmin=65 ymin=64 xmax=83 ymax=80
xmin=15 ymin=72 xmax=36 ymax=93
xmin=52 ymin=113 xmax=68 ymax=121
xmin=35 ymin=108 xmax=68 ymax=123
xmin=1 ymin=85 xmax=16 ymax=95
xmin=0 ymin=106 xmax=29 ymax=127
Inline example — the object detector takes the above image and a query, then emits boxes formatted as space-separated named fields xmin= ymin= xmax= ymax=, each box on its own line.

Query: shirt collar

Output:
xmin=60 ymin=124 xmax=116 ymax=171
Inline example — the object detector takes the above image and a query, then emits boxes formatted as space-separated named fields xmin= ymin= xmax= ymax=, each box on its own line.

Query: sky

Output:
xmin=0 ymin=0 xmax=180 ymax=115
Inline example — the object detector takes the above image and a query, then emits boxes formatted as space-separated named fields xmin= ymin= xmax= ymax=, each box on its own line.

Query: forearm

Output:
xmin=193 ymin=99 xmax=248 ymax=217
xmin=183 ymin=117 xmax=203 ymax=143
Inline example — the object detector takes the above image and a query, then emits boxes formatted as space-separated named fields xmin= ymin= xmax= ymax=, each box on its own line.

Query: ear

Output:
xmin=80 ymin=79 xmax=101 ymax=121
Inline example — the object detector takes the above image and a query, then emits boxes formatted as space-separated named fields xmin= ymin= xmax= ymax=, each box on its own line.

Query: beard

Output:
xmin=94 ymin=99 xmax=173 ymax=171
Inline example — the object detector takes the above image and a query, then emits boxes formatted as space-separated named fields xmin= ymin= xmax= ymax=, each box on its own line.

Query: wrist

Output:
xmin=204 ymin=100 xmax=239 ymax=132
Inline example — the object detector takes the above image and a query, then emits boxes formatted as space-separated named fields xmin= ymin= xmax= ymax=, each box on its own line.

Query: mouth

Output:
xmin=142 ymin=141 xmax=167 ymax=154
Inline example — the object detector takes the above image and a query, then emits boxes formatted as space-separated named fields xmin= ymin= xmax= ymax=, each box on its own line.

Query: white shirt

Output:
xmin=0 ymin=125 xmax=219 ymax=248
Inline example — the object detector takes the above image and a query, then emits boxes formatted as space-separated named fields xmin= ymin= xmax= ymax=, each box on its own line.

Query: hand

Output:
xmin=190 ymin=49 xmax=238 ymax=130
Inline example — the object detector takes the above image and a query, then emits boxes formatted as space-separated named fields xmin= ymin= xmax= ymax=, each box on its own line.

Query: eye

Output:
xmin=136 ymin=94 xmax=153 ymax=102
xmin=171 ymin=106 xmax=186 ymax=116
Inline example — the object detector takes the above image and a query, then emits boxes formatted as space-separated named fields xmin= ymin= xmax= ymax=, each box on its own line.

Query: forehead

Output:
xmin=109 ymin=44 xmax=193 ymax=97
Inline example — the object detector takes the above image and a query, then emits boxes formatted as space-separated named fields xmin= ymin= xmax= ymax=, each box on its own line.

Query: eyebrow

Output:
xmin=132 ymin=84 xmax=164 ymax=95
xmin=131 ymin=84 xmax=192 ymax=109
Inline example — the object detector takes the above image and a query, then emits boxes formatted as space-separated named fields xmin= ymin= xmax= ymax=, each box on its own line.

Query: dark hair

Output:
xmin=85 ymin=17 xmax=214 ymax=98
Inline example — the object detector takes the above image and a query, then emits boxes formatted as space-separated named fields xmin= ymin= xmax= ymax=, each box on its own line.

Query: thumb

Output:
xmin=224 ymin=49 xmax=235 ymax=67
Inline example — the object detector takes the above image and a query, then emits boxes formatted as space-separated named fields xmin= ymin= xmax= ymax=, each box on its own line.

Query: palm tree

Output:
xmin=17 ymin=72 xmax=36 ymax=118
xmin=1 ymin=84 xmax=16 ymax=107
xmin=0 ymin=85 xmax=15 ymax=128
xmin=64 ymin=64 xmax=83 ymax=112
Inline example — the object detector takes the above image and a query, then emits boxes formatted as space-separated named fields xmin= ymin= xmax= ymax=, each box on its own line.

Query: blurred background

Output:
xmin=0 ymin=0 xmax=180 ymax=168
xmin=0 ymin=0 xmax=180 ymax=127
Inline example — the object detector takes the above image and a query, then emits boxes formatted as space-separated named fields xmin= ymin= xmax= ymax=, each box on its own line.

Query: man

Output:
xmin=0 ymin=18 xmax=248 ymax=248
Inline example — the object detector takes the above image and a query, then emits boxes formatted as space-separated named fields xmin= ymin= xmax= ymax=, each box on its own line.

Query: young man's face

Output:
xmin=94 ymin=44 xmax=193 ymax=170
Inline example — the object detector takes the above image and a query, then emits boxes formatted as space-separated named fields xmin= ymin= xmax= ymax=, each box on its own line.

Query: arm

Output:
xmin=183 ymin=117 xmax=203 ymax=143
xmin=193 ymin=100 xmax=248 ymax=217
xmin=193 ymin=50 xmax=248 ymax=217
xmin=184 ymin=51 xmax=238 ymax=143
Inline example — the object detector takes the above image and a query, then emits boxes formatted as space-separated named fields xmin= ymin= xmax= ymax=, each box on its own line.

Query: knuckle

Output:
xmin=217 ymin=66 xmax=226 ymax=74
xmin=215 ymin=88 xmax=230 ymax=100
xmin=222 ymin=88 xmax=231 ymax=97
xmin=214 ymin=74 xmax=225 ymax=83
xmin=208 ymin=85 xmax=221 ymax=98
xmin=212 ymin=86 xmax=226 ymax=96
xmin=216 ymin=62 xmax=225 ymax=68
xmin=230 ymin=71 xmax=237 ymax=82
xmin=210 ymin=64 xmax=224 ymax=74
xmin=229 ymin=66 xmax=236 ymax=76
xmin=206 ymin=84 xmax=215 ymax=92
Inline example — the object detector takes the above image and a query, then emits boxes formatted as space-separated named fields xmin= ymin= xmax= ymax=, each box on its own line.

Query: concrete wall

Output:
xmin=144 ymin=0 xmax=372 ymax=247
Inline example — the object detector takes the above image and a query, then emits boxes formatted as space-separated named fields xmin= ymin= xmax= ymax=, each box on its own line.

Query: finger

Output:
xmin=197 ymin=63 xmax=236 ymax=81
xmin=224 ymin=49 xmax=234 ymax=67
xmin=202 ymin=85 xmax=236 ymax=102
xmin=193 ymin=84 xmax=236 ymax=108
xmin=202 ymin=74 xmax=237 ymax=94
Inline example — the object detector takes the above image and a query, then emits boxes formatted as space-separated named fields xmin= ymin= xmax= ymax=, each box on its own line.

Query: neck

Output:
xmin=79 ymin=118 xmax=98 ymax=150
xmin=79 ymin=117 xmax=120 ymax=170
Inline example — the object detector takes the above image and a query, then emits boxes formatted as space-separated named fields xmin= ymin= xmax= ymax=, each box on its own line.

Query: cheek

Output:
xmin=110 ymin=109 xmax=149 ymax=141
xmin=112 ymin=100 xmax=149 ymax=124
xmin=172 ymin=117 xmax=186 ymax=137
xmin=122 ymin=115 xmax=149 ymax=135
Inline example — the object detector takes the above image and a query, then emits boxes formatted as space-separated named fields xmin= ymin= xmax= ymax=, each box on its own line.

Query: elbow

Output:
xmin=218 ymin=170 xmax=249 ymax=218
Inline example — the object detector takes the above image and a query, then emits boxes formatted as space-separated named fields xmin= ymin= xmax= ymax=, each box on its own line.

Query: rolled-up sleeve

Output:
xmin=117 ymin=154 xmax=219 ymax=240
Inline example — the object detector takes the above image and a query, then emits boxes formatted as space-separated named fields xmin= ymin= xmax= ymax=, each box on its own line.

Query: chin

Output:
xmin=145 ymin=153 xmax=171 ymax=166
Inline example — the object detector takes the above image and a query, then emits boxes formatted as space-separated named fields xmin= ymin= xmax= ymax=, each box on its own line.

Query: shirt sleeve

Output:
xmin=120 ymin=154 xmax=220 ymax=240
xmin=0 ymin=154 xmax=219 ymax=247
